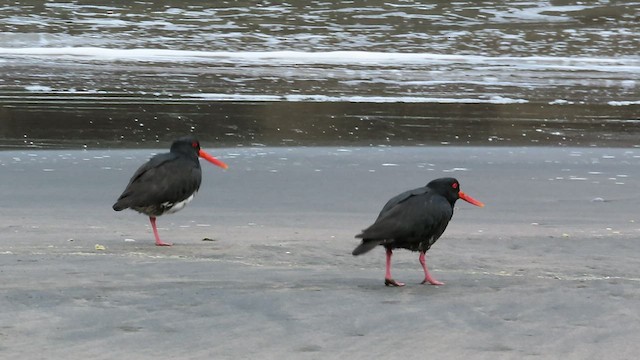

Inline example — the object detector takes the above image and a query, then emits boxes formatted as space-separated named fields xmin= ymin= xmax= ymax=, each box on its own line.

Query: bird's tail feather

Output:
xmin=352 ymin=239 xmax=381 ymax=256
xmin=112 ymin=201 xmax=128 ymax=211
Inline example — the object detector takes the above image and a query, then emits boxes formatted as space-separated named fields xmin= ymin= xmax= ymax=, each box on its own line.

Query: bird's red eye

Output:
xmin=192 ymin=141 xmax=198 ymax=148
xmin=452 ymin=183 xmax=458 ymax=189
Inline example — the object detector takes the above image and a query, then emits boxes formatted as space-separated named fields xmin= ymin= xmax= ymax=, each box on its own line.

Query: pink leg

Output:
xmin=419 ymin=251 xmax=443 ymax=285
xmin=384 ymin=248 xmax=405 ymax=287
xmin=149 ymin=217 xmax=172 ymax=246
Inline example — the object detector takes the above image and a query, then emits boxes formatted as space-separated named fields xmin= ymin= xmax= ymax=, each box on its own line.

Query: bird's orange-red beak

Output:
xmin=198 ymin=149 xmax=228 ymax=169
xmin=459 ymin=191 xmax=484 ymax=207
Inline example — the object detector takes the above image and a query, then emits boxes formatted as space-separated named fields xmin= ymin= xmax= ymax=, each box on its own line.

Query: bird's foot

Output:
xmin=420 ymin=278 xmax=444 ymax=286
xmin=385 ymin=278 xmax=405 ymax=287
xmin=155 ymin=241 xmax=173 ymax=246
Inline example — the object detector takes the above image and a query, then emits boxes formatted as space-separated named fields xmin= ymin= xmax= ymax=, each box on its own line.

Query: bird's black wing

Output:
xmin=123 ymin=153 xmax=175 ymax=187
xmin=375 ymin=187 xmax=430 ymax=221
xmin=113 ymin=153 xmax=202 ymax=210
xmin=357 ymin=194 xmax=453 ymax=241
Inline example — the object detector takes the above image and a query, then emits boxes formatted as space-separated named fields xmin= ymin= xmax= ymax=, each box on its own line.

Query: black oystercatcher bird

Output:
xmin=113 ymin=136 xmax=228 ymax=246
xmin=352 ymin=177 xmax=484 ymax=286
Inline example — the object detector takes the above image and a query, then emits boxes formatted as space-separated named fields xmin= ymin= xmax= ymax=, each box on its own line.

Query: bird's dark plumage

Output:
xmin=353 ymin=178 xmax=458 ymax=255
xmin=352 ymin=177 xmax=483 ymax=286
xmin=112 ymin=140 xmax=203 ymax=216
xmin=113 ymin=135 xmax=228 ymax=246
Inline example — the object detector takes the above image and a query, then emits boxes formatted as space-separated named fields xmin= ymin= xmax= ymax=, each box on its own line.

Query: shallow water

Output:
xmin=0 ymin=1 xmax=638 ymax=148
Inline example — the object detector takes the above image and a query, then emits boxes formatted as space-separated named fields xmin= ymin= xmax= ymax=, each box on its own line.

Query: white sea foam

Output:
xmin=481 ymin=5 xmax=594 ymax=23
xmin=1 ymin=47 xmax=638 ymax=72
xmin=24 ymin=85 xmax=53 ymax=92
xmin=182 ymin=93 xmax=529 ymax=104
xmin=608 ymin=100 xmax=640 ymax=106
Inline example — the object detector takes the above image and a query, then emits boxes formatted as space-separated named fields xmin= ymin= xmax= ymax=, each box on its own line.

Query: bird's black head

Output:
xmin=169 ymin=135 xmax=229 ymax=169
xmin=426 ymin=177 xmax=484 ymax=207
xmin=170 ymin=136 xmax=201 ymax=157
xmin=426 ymin=177 xmax=461 ymax=203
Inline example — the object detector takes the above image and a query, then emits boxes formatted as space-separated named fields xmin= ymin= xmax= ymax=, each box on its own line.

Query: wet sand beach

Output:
xmin=1 ymin=146 xmax=639 ymax=359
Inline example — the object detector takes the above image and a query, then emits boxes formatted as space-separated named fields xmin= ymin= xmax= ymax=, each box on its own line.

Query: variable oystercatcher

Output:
xmin=352 ymin=177 xmax=483 ymax=286
xmin=113 ymin=136 xmax=228 ymax=246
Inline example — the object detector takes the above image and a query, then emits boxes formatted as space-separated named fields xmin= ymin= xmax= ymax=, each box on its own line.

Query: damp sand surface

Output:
xmin=1 ymin=146 xmax=640 ymax=359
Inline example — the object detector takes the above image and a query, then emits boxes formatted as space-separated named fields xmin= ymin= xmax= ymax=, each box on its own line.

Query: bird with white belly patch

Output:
xmin=113 ymin=136 xmax=228 ymax=246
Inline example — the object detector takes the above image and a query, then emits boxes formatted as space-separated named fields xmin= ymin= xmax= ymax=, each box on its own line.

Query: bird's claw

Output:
xmin=155 ymin=242 xmax=173 ymax=246
xmin=421 ymin=279 xmax=444 ymax=286
xmin=385 ymin=278 xmax=405 ymax=287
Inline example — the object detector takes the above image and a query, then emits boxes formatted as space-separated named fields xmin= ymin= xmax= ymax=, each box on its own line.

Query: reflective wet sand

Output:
xmin=1 ymin=101 xmax=639 ymax=149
